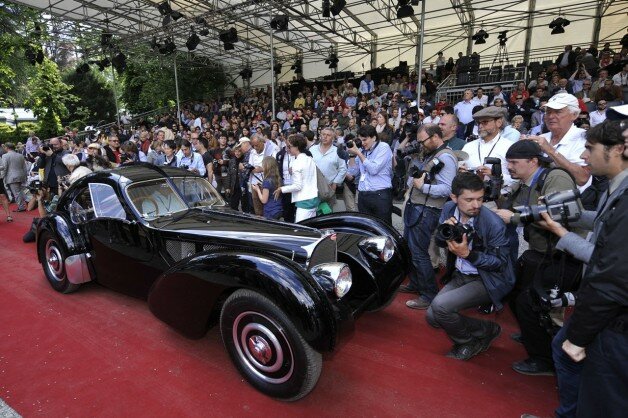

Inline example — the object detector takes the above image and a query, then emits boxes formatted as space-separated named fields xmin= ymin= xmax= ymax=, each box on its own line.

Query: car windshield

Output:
xmin=126 ymin=177 xmax=224 ymax=219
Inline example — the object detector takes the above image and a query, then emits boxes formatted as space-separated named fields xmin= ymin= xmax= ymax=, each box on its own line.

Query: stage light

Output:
xmin=112 ymin=52 xmax=127 ymax=73
xmin=239 ymin=68 xmax=253 ymax=79
xmin=549 ymin=16 xmax=570 ymax=35
xmin=273 ymin=63 xmax=282 ymax=74
xmin=219 ymin=27 xmax=238 ymax=51
xmin=472 ymin=29 xmax=489 ymax=45
xmin=497 ymin=30 xmax=508 ymax=46
xmin=101 ymin=31 xmax=113 ymax=47
xmin=325 ymin=53 xmax=338 ymax=69
xmin=270 ymin=15 xmax=289 ymax=31
xmin=195 ymin=17 xmax=207 ymax=25
xmin=157 ymin=2 xmax=172 ymax=16
xmin=330 ymin=0 xmax=346 ymax=16
xmin=396 ymin=0 xmax=414 ymax=19
xmin=322 ymin=0 xmax=330 ymax=18
xmin=76 ymin=62 xmax=90 ymax=74
xmin=150 ymin=36 xmax=161 ymax=52
xmin=159 ymin=37 xmax=177 ymax=55
xmin=290 ymin=59 xmax=302 ymax=73
xmin=186 ymin=31 xmax=201 ymax=51
xmin=199 ymin=28 xmax=209 ymax=36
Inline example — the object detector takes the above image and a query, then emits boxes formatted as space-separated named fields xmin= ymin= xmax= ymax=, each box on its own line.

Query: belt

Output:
xmin=359 ymin=188 xmax=392 ymax=194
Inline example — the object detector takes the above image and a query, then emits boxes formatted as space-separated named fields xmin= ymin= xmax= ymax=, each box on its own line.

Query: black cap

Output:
xmin=506 ymin=140 xmax=553 ymax=163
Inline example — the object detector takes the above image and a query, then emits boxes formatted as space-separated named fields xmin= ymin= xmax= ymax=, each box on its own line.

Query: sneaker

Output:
xmin=479 ymin=323 xmax=501 ymax=352
xmin=512 ymin=358 xmax=555 ymax=376
xmin=398 ymin=284 xmax=419 ymax=294
xmin=406 ymin=297 xmax=431 ymax=310
xmin=446 ymin=339 xmax=484 ymax=361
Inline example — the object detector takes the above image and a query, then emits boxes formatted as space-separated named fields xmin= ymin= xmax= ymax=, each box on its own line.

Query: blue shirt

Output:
xmin=355 ymin=141 xmax=393 ymax=192
xmin=453 ymin=207 xmax=479 ymax=275
xmin=262 ymin=178 xmax=283 ymax=219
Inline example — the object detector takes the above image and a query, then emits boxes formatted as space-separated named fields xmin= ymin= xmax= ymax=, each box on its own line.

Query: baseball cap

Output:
xmin=606 ymin=104 xmax=628 ymax=121
xmin=506 ymin=140 xmax=552 ymax=163
xmin=546 ymin=93 xmax=579 ymax=110
xmin=238 ymin=137 xmax=250 ymax=144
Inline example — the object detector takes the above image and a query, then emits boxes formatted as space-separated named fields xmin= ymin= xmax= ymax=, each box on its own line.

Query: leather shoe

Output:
xmin=398 ymin=284 xmax=419 ymax=294
xmin=479 ymin=323 xmax=501 ymax=352
xmin=406 ymin=297 xmax=430 ymax=310
xmin=446 ymin=339 xmax=483 ymax=361
xmin=512 ymin=358 xmax=555 ymax=376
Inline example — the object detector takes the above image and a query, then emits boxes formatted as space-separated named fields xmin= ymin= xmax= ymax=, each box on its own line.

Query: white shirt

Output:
xmin=612 ymin=72 xmax=628 ymax=87
xmin=178 ymin=152 xmax=206 ymax=177
xmin=247 ymin=149 xmax=265 ymax=185
xmin=589 ymin=110 xmax=607 ymax=127
xmin=454 ymin=100 xmax=475 ymax=124
xmin=474 ymin=95 xmax=488 ymax=107
xmin=541 ymin=124 xmax=591 ymax=192
xmin=282 ymin=153 xmax=296 ymax=185
xmin=461 ymin=134 xmax=515 ymax=187
xmin=423 ymin=116 xmax=440 ymax=125
xmin=359 ymin=79 xmax=375 ymax=95
xmin=280 ymin=153 xmax=318 ymax=203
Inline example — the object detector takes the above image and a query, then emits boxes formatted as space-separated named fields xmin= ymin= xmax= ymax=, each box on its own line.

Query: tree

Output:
xmin=25 ymin=57 xmax=77 ymax=138
xmin=63 ymin=67 xmax=116 ymax=126
xmin=120 ymin=46 xmax=229 ymax=114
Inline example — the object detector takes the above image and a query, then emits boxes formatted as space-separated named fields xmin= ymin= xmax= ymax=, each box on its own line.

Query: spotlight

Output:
xmin=239 ymin=68 xmax=253 ymax=79
xmin=270 ymin=15 xmax=289 ymax=31
xmin=219 ymin=27 xmax=238 ymax=51
xmin=199 ymin=28 xmax=209 ymax=36
xmin=472 ymin=29 xmax=489 ymax=45
xmin=111 ymin=52 xmax=127 ymax=73
xmin=330 ymin=0 xmax=346 ymax=16
xmin=25 ymin=46 xmax=37 ymax=65
xmin=549 ymin=16 xmax=570 ymax=35
xmin=150 ymin=36 xmax=161 ymax=52
xmin=325 ymin=53 xmax=338 ymax=69
xmin=290 ymin=59 xmax=302 ymax=73
xmin=322 ymin=0 xmax=330 ymax=18
xmin=32 ymin=24 xmax=42 ymax=39
xmin=186 ymin=27 xmax=201 ymax=51
xmin=157 ymin=2 xmax=172 ymax=16
xmin=171 ymin=11 xmax=183 ymax=20
xmin=497 ymin=30 xmax=508 ymax=46
xmin=396 ymin=0 xmax=414 ymax=19
xmin=76 ymin=62 xmax=90 ymax=74
xmin=101 ymin=31 xmax=113 ymax=47
xmin=195 ymin=17 xmax=207 ymax=25
xmin=273 ymin=63 xmax=282 ymax=74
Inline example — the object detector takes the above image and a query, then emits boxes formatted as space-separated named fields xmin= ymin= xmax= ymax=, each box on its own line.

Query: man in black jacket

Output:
xmin=555 ymin=45 xmax=577 ymax=78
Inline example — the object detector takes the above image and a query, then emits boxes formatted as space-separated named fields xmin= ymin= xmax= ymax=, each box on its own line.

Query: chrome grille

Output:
xmin=308 ymin=235 xmax=337 ymax=269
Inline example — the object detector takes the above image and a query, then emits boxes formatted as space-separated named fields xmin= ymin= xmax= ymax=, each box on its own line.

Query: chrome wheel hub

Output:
xmin=45 ymin=240 xmax=64 ymax=282
xmin=248 ymin=335 xmax=272 ymax=365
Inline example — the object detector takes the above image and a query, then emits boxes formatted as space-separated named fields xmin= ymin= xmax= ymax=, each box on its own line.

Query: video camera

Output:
xmin=436 ymin=222 xmax=475 ymax=243
xmin=482 ymin=157 xmax=503 ymax=202
xmin=345 ymin=138 xmax=362 ymax=149
xmin=514 ymin=189 xmax=582 ymax=224
xmin=28 ymin=179 xmax=45 ymax=194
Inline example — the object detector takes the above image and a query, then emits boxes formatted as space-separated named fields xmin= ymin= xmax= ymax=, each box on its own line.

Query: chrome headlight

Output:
xmin=310 ymin=262 xmax=352 ymax=298
xmin=359 ymin=236 xmax=395 ymax=263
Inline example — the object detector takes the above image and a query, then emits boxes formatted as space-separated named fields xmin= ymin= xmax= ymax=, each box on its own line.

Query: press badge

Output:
xmin=360 ymin=173 xmax=366 ymax=183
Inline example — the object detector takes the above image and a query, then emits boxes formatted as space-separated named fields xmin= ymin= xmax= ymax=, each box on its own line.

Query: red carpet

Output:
xmin=0 ymin=208 xmax=558 ymax=417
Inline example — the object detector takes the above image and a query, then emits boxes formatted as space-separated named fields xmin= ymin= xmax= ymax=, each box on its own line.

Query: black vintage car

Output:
xmin=36 ymin=164 xmax=410 ymax=400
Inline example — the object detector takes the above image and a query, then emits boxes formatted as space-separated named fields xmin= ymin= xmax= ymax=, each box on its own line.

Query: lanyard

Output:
xmin=478 ymin=134 xmax=501 ymax=163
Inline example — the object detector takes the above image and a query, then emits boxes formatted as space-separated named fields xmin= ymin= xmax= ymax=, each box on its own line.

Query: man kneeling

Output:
xmin=427 ymin=172 xmax=516 ymax=360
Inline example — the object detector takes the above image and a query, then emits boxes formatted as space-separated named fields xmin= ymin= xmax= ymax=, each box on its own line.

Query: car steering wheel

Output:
xmin=132 ymin=196 xmax=160 ymax=217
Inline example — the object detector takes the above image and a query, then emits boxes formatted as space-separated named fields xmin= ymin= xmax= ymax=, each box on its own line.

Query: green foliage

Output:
xmin=120 ymin=47 xmax=228 ymax=114
xmin=63 ymin=68 xmax=116 ymax=126
xmin=25 ymin=58 xmax=77 ymax=138
xmin=0 ymin=121 xmax=40 ymax=144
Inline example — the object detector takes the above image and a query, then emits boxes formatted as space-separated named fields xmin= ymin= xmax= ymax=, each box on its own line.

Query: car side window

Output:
xmin=70 ymin=187 xmax=95 ymax=224
xmin=88 ymin=183 xmax=126 ymax=220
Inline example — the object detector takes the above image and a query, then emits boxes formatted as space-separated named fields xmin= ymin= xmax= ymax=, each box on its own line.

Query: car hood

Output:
xmin=148 ymin=207 xmax=324 ymax=260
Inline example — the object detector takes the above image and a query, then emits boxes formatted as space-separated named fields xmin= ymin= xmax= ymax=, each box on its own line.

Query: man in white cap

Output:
xmin=523 ymin=93 xmax=591 ymax=192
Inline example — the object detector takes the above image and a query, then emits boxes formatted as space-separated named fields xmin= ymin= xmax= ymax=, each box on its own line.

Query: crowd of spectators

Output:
xmin=2 ymin=36 xmax=627 ymax=418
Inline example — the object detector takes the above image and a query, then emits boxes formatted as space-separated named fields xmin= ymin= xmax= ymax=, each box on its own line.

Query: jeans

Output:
xmin=426 ymin=271 xmax=494 ymax=344
xmin=358 ymin=188 xmax=392 ymax=226
xmin=552 ymin=325 xmax=582 ymax=418
xmin=403 ymin=204 xmax=440 ymax=300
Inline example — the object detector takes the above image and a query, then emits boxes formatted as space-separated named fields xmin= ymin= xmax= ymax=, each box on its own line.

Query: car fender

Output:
xmin=36 ymin=214 xmax=88 ymax=263
xmin=147 ymin=250 xmax=338 ymax=352
xmin=299 ymin=211 xmax=411 ymax=266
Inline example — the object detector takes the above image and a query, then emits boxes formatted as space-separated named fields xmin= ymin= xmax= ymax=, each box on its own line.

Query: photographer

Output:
xmin=537 ymin=119 xmax=627 ymax=418
xmin=177 ymin=140 xmax=206 ymax=176
xmin=400 ymin=123 xmax=458 ymax=309
xmin=426 ymin=172 xmax=514 ymax=360
xmin=37 ymin=137 xmax=69 ymax=196
xmin=493 ymin=140 xmax=584 ymax=376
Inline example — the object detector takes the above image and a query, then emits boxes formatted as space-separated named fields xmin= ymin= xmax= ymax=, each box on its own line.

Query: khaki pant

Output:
xmin=251 ymin=186 xmax=264 ymax=216
xmin=342 ymin=185 xmax=357 ymax=211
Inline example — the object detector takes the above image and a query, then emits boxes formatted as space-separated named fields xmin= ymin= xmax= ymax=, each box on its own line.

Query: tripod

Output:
xmin=490 ymin=42 xmax=510 ymax=79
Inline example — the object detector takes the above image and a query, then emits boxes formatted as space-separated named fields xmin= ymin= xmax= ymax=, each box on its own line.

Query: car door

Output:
xmin=73 ymin=182 xmax=164 ymax=298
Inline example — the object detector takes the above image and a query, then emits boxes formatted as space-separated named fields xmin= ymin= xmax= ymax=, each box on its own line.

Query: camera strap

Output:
xmin=477 ymin=134 xmax=501 ymax=163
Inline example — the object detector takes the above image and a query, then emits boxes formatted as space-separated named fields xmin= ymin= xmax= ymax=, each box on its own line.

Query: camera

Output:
xmin=482 ymin=157 xmax=504 ymax=202
xmin=180 ymin=164 xmax=190 ymax=170
xmin=514 ymin=189 xmax=582 ymax=224
xmin=28 ymin=179 xmax=44 ymax=194
xmin=120 ymin=154 xmax=130 ymax=164
xmin=41 ymin=145 xmax=51 ymax=152
xmin=466 ymin=134 xmax=479 ymax=142
xmin=346 ymin=138 xmax=362 ymax=149
xmin=408 ymin=157 xmax=444 ymax=182
xmin=397 ymin=141 xmax=422 ymax=159
xmin=436 ymin=222 xmax=475 ymax=243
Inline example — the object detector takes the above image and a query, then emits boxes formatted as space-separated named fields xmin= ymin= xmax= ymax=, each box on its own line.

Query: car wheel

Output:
xmin=39 ymin=231 xmax=79 ymax=294
xmin=220 ymin=289 xmax=322 ymax=401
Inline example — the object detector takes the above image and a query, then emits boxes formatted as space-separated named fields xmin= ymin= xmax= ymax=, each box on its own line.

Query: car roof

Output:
xmin=106 ymin=164 xmax=199 ymax=184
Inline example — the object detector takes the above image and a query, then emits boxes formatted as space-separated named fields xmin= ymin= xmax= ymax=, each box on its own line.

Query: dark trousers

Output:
xmin=282 ymin=193 xmax=296 ymax=223
xmin=552 ymin=325 xmax=582 ymax=418
xmin=516 ymin=289 xmax=556 ymax=366
xmin=426 ymin=271 xmax=495 ymax=344
xmin=403 ymin=204 xmax=440 ymax=300
xmin=229 ymin=186 xmax=242 ymax=211
xmin=357 ymin=188 xmax=393 ymax=226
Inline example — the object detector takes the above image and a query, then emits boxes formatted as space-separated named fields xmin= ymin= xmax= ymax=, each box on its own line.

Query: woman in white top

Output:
xmin=61 ymin=154 xmax=93 ymax=193
xmin=273 ymin=134 xmax=318 ymax=222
